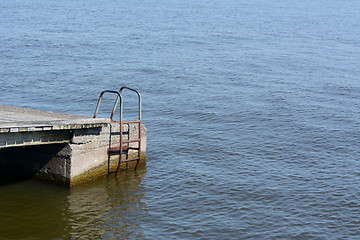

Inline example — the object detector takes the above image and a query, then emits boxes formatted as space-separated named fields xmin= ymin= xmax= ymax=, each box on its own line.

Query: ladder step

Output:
xmin=128 ymin=147 xmax=140 ymax=150
xmin=121 ymin=157 xmax=140 ymax=163
xmin=123 ymin=139 xmax=141 ymax=143
xmin=108 ymin=146 xmax=129 ymax=154
xmin=108 ymin=146 xmax=140 ymax=154
xmin=123 ymin=120 xmax=141 ymax=124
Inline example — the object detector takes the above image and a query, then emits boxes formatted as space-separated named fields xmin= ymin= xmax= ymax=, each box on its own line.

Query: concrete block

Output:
xmin=0 ymin=117 xmax=146 ymax=186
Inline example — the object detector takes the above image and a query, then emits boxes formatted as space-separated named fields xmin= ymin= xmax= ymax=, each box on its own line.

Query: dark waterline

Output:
xmin=1 ymin=0 xmax=360 ymax=239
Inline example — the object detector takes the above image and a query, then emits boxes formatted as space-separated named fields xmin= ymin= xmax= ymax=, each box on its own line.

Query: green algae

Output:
xmin=32 ymin=154 xmax=146 ymax=187
xmin=70 ymin=154 xmax=146 ymax=187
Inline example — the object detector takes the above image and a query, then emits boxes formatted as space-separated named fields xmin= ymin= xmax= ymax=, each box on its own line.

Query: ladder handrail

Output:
xmin=93 ymin=87 xmax=142 ymax=176
xmin=93 ymin=90 xmax=122 ymax=121
xmin=115 ymin=87 xmax=142 ymax=175
xmin=110 ymin=86 xmax=142 ymax=122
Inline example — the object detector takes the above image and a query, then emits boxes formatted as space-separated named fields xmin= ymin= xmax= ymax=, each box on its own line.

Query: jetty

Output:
xmin=0 ymin=88 xmax=146 ymax=186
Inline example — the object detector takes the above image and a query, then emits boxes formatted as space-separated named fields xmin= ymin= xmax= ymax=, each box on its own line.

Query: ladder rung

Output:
xmin=128 ymin=147 xmax=140 ymax=150
xmin=108 ymin=146 xmax=129 ymax=153
xmin=123 ymin=120 xmax=141 ymax=124
xmin=121 ymin=157 xmax=140 ymax=163
xmin=108 ymin=146 xmax=139 ymax=154
xmin=123 ymin=139 xmax=141 ymax=143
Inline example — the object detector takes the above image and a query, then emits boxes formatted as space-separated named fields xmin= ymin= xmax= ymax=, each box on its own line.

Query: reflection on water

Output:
xmin=0 ymin=178 xmax=70 ymax=239
xmin=0 ymin=166 xmax=147 ymax=239
xmin=67 ymin=167 xmax=147 ymax=239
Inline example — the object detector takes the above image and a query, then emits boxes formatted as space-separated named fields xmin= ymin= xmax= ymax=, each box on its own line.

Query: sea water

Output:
xmin=0 ymin=0 xmax=359 ymax=239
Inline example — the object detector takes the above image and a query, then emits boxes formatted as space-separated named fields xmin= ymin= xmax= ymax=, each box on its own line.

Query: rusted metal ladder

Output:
xmin=93 ymin=87 xmax=142 ymax=176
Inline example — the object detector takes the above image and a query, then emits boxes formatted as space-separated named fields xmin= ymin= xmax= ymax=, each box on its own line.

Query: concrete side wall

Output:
xmin=67 ymin=122 xmax=146 ymax=186
xmin=0 ymin=122 xmax=146 ymax=186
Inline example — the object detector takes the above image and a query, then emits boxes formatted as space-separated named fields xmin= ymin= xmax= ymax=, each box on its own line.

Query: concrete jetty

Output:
xmin=0 ymin=105 xmax=146 ymax=186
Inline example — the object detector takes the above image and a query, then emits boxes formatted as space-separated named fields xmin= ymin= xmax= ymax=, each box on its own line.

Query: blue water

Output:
xmin=1 ymin=0 xmax=360 ymax=239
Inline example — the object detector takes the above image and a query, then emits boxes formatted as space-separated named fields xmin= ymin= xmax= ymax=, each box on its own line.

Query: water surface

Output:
xmin=1 ymin=0 xmax=359 ymax=239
